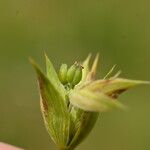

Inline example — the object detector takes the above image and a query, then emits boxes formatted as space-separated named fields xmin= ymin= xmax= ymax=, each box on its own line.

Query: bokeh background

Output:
xmin=0 ymin=0 xmax=150 ymax=150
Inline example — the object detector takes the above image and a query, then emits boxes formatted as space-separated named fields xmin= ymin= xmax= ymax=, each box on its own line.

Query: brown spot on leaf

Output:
xmin=108 ymin=89 xmax=128 ymax=99
xmin=40 ymin=95 xmax=48 ymax=115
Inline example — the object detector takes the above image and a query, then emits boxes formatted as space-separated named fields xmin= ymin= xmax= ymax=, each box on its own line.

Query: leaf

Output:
xmin=30 ymin=58 xmax=70 ymax=149
xmin=45 ymin=54 xmax=66 ymax=100
xmin=69 ymin=88 xmax=125 ymax=112
xmin=68 ymin=111 xmax=98 ymax=150
xmin=86 ymin=78 xmax=150 ymax=96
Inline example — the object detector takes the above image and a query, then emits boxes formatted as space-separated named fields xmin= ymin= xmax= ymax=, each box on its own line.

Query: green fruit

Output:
xmin=59 ymin=64 xmax=68 ymax=84
xmin=67 ymin=62 xmax=83 ymax=87
xmin=67 ymin=63 xmax=77 ymax=83
xmin=72 ymin=67 xmax=82 ymax=86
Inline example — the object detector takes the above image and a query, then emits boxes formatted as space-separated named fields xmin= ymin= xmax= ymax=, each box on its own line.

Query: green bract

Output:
xmin=30 ymin=54 xmax=149 ymax=150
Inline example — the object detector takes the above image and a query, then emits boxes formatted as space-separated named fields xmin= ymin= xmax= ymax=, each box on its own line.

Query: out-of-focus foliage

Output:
xmin=0 ymin=0 xmax=150 ymax=150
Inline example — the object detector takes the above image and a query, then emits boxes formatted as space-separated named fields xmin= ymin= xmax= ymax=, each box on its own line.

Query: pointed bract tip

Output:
xmin=86 ymin=53 xmax=100 ymax=80
xmin=132 ymin=80 xmax=150 ymax=85
xmin=29 ymin=57 xmax=36 ymax=67
xmin=44 ymin=52 xmax=49 ymax=61
xmin=117 ymin=78 xmax=150 ymax=84
xmin=82 ymin=54 xmax=92 ymax=66
xmin=91 ymin=53 xmax=99 ymax=72
xmin=104 ymin=64 xmax=117 ymax=79
xmin=29 ymin=57 xmax=44 ymax=76
xmin=111 ymin=70 xmax=122 ymax=79
xmin=87 ymin=53 xmax=92 ymax=60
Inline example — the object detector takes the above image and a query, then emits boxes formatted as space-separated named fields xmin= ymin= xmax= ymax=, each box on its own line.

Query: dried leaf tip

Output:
xmin=86 ymin=53 xmax=99 ymax=81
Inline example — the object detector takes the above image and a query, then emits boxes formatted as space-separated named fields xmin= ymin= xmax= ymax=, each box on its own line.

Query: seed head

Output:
xmin=30 ymin=54 xmax=149 ymax=150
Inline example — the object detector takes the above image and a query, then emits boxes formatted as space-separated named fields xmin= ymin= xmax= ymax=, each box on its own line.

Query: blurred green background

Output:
xmin=0 ymin=0 xmax=150 ymax=150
